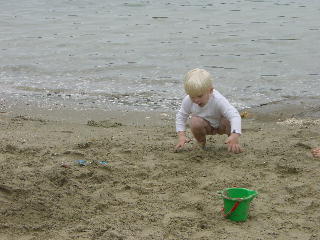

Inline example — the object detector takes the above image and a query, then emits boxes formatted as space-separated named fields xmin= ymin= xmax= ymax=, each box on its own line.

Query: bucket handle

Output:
xmin=217 ymin=190 xmax=242 ymax=218
xmin=222 ymin=201 xmax=240 ymax=218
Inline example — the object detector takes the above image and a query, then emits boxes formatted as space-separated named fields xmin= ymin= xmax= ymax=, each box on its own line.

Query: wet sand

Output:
xmin=0 ymin=104 xmax=320 ymax=240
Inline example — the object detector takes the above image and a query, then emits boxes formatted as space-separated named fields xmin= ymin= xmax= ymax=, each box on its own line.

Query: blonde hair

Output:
xmin=184 ymin=68 xmax=213 ymax=96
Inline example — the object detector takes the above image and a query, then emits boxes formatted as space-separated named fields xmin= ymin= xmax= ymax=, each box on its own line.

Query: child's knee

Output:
xmin=190 ymin=116 xmax=207 ymax=131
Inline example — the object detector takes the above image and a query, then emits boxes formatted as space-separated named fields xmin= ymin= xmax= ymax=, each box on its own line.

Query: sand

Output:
xmin=0 ymin=104 xmax=320 ymax=240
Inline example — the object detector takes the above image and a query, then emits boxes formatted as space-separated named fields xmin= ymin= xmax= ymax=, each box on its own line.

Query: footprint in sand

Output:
xmin=0 ymin=185 xmax=13 ymax=203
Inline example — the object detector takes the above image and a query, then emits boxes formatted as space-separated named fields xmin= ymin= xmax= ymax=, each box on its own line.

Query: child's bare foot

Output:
xmin=311 ymin=148 xmax=320 ymax=158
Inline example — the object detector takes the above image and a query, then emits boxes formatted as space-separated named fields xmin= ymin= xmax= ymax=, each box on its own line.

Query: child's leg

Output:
xmin=190 ymin=116 xmax=212 ymax=147
xmin=216 ymin=117 xmax=231 ymax=135
xmin=190 ymin=116 xmax=231 ymax=147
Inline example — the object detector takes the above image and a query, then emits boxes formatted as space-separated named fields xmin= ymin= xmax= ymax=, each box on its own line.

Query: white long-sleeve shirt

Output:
xmin=176 ymin=90 xmax=241 ymax=134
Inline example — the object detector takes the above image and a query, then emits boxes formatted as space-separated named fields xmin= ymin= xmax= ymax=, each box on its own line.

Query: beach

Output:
xmin=1 ymin=0 xmax=320 ymax=239
xmin=0 ymin=102 xmax=320 ymax=240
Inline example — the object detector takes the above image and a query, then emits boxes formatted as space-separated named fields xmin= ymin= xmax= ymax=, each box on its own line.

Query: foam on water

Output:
xmin=1 ymin=0 xmax=319 ymax=112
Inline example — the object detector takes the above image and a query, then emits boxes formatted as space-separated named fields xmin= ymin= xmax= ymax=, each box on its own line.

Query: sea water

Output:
xmin=1 ymin=0 xmax=319 ymax=112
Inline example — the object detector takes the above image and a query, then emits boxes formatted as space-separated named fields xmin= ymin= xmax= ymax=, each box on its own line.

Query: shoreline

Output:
xmin=1 ymin=94 xmax=319 ymax=125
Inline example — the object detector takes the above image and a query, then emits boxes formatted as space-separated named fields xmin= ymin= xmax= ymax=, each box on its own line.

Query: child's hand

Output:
xmin=225 ymin=133 xmax=242 ymax=154
xmin=175 ymin=138 xmax=187 ymax=150
xmin=175 ymin=131 xmax=191 ymax=151
xmin=311 ymin=148 xmax=320 ymax=158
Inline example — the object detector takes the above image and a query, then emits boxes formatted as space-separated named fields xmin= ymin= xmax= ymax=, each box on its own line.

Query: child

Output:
xmin=311 ymin=147 xmax=320 ymax=158
xmin=175 ymin=68 xmax=242 ymax=153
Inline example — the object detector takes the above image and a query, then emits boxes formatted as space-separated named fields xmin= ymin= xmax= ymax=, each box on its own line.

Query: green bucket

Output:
xmin=218 ymin=187 xmax=258 ymax=222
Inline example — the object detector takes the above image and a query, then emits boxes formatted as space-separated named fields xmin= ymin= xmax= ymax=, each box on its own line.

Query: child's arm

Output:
xmin=175 ymin=96 xmax=192 ymax=150
xmin=215 ymin=93 xmax=242 ymax=153
xmin=225 ymin=133 xmax=242 ymax=153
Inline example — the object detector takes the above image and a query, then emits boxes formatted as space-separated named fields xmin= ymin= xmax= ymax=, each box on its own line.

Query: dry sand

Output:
xmin=0 ymin=104 xmax=320 ymax=240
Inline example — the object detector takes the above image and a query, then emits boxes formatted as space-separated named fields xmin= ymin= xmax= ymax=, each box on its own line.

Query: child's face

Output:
xmin=190 ymin=88 xmax=213 ymax=107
